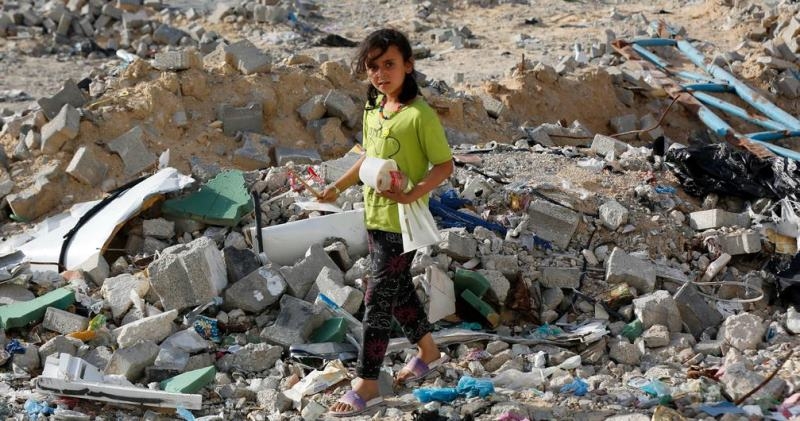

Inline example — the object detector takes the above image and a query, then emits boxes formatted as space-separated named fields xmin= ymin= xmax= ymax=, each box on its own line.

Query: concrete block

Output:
xmin=279 ymin=243 xmax=340 ymax=298
xmin=232 ymin=132 xmax=274 ymax=170
xmin=43 ymin=307 xmax=89 ymax=334
xmin=107 ymin=125 xmax=157 ymax=176
xmin=307 ymin=266 xmax=362 ymax=315
xmin=633 ymin=290 xmax=681 ymax=333
xmin=105 ymin=340 xmax=159 ymax=381
xmin=56 ymin=13 xmax=72 ymax=36
xmin=153 ymin=49 xmax=192 ymax=70
xmin=223 ymin=266 xmax=286 ymax=313
xmin=478 ymin=269 xmax=510 ymax=303
xmin=776 ymin=73 xmax=800 ymax=99
xmin=38 ymin=79 xmax=86 ymax=121
xmin=718 ymin=312 xmax=765 ymax=351
xmin=608 ymin=339 xmax=640 ymax=365
xmin=274 ymin=146 xmax=321 ymax=166
xmin=712 ymin=231 xmax=762 ymax=255
xmin=540 ymin=267 xmax=580 ymax=289
xmin=591 ymin=134 xmax=629 ymax=157
xmin=152 ymin=24 xmax=186 ymax=46
xmin=260 ymin=295 xmax=326 ymax=349
xmin=610 ymin=113 xmax=638 ymax=134
xmin=216 ymin=342 xmax=282 ymax=373
xmin=101 ymin=3 xmax=123 ymax=19
xmin=599 ymin=199 xmax=628 ymax=230
xmin=605 ymin=247 xmax=656 ymax=293
xmin=309 ymin=117 xmax=350 ymax=157
xmin=527 ymin=200 xmax=580 ymax=249
xmin=13 ymin=343 xmax=41 ymax=373
xmin=113 ymin=309 xmax=178 ymax=348
xmin=40 ymin=104 xmax=80 ymax=154
xmin=66 ymin=145 xmax=108 ymax=186
xmin=297 ymin=94 xmax=326 ymax=123
xmin=39 ymin=335 xmax=82 ymax=362
xmin=223 ymin=246 xmax=261 ymax=284
xmin=219 ymin=103 xmax=263 ymax=136
xmin=143 ymin=217 xmax=175 ymax=239
xmin=689 ymin=209 xmax=750 ymax=230
xmin=121 ymin=10 xmax=148 ymax=30
xmin=323 ymin=90 xmax=359 ymax=128
xmin=224 ymin=39 xmax=271 ymax=75
xmin=6 ymin=177 xmax=61 ymax=221
xmin=147 ymin=236 xmax=227 ymax=311
xmin=439 ymin=229 xmax=477 ymax=262
xmin=481 ymin=254 xmax=519 ymax=280
xmin=100 ymin=273 xmax=150 ymax=319
xmin=0 ymin=288 xmax=75 ymax=329
xmin=675 ymin=285 xmax=722 ymax=338
xmin=478 ymin=93 xmax=505 ymax=118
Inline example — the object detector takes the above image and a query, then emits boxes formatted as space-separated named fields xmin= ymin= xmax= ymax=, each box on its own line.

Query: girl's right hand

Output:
xmin=318 ymin=186 xmax=340 ymax=203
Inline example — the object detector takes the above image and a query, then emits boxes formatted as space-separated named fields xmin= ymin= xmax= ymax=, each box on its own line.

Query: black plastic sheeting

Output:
xmin=664 ymin=143 xmax=800 ymax=200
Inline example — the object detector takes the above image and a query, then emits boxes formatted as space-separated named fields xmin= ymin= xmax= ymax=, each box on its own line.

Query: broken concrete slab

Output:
xmin=605 ymin=247 xmax=656 ymax=293
xmin=591 ymin=134 xmax=629 ymax=157
xmin=216 ymin=342 xmax=283 ymax=373
xmin=162 ymin=170 xmax=253 ymax=227
xmin=633 ymin=290 xmax=682 ymax=333
xmin=153 ymin=49 xmax=193 ymax=70
xmin=100 ymin=273 xmax=150 ymax=319
xmin=40 ymin=103 xmax=80 ymax=154
xmin=38 ymin=79 xmax=87 ymax=120
xmin=527 ymin=200 xmax=579 ymax=249
xmin=42 ymin=307 xmax=88 ymax=335
xmin=224 ymin=266 xmax=286 ymax=313
xmin=673 ymin=282 xmax=723 ymax=338
xmin=105 ymin=340 xmax=160 ymax=380
xmin=274 ymin=146 xmax=322 ymax=166
xmin=232 ymin=132 xmax=274 ymax=170
xmin=323 ymin=89 xmax=359 ymax=128
xmin=224 ymin=39 xmax=271 ymax=75
xmin=711 ymin=231 xmax=762 ymax=255
xmin=540 ymin=267 xmax=580 ymax=289
xmin=279 ymin=243 xmax=340 ymax=299
xmin=0 ymin=287 xmax=75 ymax=329
xmin=259 ymin=295 xmax=327 ymax=349
xmin=306 ymin=266 xmax=362 ymax=315
xmin=66 ymin=145 xmax=109 ymax=186
xmin=718 ymin=312 xmax=765 ymax=351
xmin=107 ymin=125 xmax=158 ymax=177
xmin=599 ymin=199 xmax=628 ymax=230
xmin=439 ymin=229 xmax=477 ymax=262
xmin=147 ymin=236 xmax=227 ymax=311
xmin=113 ymin=309 xmax=178 ymax=348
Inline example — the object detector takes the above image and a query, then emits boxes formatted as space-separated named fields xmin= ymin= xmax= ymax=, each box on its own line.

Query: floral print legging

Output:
xmin=357 ymin=230 xmax=432 ymax=380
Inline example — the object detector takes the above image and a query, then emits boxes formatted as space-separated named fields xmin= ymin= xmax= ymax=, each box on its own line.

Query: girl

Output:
xmin=321 ymin=28 xmax=454 ymax=417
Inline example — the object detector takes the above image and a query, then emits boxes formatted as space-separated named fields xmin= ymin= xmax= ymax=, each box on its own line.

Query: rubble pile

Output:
xmin=0 ymin=0 xmax=800 ymax=420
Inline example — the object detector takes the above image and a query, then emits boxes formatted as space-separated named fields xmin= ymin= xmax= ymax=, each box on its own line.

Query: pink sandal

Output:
xmin=330 ymin=389 xmax=384 ymax=417
xmin=397 ymin=352 xmax=449 ymax=385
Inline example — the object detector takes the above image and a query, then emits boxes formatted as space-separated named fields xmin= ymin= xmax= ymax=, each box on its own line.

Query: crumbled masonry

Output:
xmin=1 ymin=1 xmax=800 ymax=420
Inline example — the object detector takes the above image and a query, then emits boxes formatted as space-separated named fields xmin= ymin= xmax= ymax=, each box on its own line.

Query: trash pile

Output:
xmin=0 ymin=1 xmax=800 ymax=420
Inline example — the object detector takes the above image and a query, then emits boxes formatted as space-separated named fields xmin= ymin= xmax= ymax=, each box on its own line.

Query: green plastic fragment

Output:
xmin=160 ymin=366 xmax=217 ymax=394
xmin=0 ymin=288 xmax=75 ymax=330
xmin=162 ymin=170 xmax=254 ymax=227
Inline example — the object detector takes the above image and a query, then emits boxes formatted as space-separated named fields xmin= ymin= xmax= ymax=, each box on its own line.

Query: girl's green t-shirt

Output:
xmin=361 ymin=97 xmax=452 ymax=233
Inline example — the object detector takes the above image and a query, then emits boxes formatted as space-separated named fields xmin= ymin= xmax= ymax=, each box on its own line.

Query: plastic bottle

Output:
xmin=701 ymin=253 xmax=731 ymax=282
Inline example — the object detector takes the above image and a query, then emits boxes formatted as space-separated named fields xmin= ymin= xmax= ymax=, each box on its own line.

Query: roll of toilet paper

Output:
xmin=359 ymin=157 xmax=398 ymax=192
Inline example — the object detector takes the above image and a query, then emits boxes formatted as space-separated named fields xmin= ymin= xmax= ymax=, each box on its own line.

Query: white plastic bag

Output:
xmin=399 ymin=198 xmax=441 ymax=253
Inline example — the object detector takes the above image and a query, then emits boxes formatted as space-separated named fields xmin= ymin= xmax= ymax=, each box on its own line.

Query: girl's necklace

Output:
xmin=378 ymin=97 xmax=404 ymax=121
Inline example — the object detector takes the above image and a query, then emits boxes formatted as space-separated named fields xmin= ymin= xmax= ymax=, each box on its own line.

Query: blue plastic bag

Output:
xmin=413 ymin=387 xmax=460 ymax=403
xmin=457 ymin=376 xmax=494 ymax=398
xmin=559 ymin=378 xmax=588 ymax=396
xmin=24 ymin=399 xmax=54 ymax=420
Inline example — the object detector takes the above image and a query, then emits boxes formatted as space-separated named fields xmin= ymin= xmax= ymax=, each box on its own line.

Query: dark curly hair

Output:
xmin=352 ymin=28 xmax=419 ymax=109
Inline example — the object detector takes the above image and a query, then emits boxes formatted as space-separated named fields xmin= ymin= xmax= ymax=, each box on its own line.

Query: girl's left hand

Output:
xmin=378 ymin=186 xmax=415 ymax=204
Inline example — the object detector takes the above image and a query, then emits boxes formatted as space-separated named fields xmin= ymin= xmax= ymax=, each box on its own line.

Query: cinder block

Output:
xmin=0 ymin=288 xmax=75 ymax=329
xmin=527 ymin=200 xmax=580 ymax=249
xmin=259 ymin=295 xmax=327 ymax=349
xmin=224 ymin=39 xmax=271 ymax=75
xmin=105 ymin=340 xmax=159 ymax=381
xmin=712 ymin=231 xmax=761 ymax=255
xmin=689 ymin=209 xmax=750 ymax=230
xmin=219 ymin=103 xmax=263 ymax=136
xmin=605 ymin=247 xmax=656 ymax=293
xmin=439 ymin=229 xmax=477 ymax=262
xmin=224 ymin=266 xmax=286 ymax=313
xmin=42 ymin=307 xmax=89 ymax=334
xmin=297 ymin=95 xmax=326 ymax=123
xmin=306 ymin=266 xmax=362 ymax=315
xmin=323 ymin=90 xmax=359 ymax=128
xmin=153 ymin=49 xmax=192 ymax=70
xmin=40 ymin=104 xmax=80 ymax=154
xmin=66 ymin=146 xmax=108 ymax=186
xmin=540 ymin=267 xmax=580 ymax=289
xmin=591 ymin=134 xmax=629 ymax=157
xmin=216 ymin=342 xmax=282 ymax=373
xmin=147 ymin=236 xmax=227 ymax=311
xmin=107 ymin=125 xmax=157 ymax=176
xmin=75 ymin=252 xmax=109 ymax=286
xmin=101 ymin=3 xmax=123 ymax=19
xmin=279 ymin=243 xmax=339 ymax=299
xmin=113 ymin=309 xmax=178 ymax=348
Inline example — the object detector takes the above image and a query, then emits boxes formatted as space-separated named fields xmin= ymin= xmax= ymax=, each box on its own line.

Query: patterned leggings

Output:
xmin=356 ymin=230 xmax=432 ymax=380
